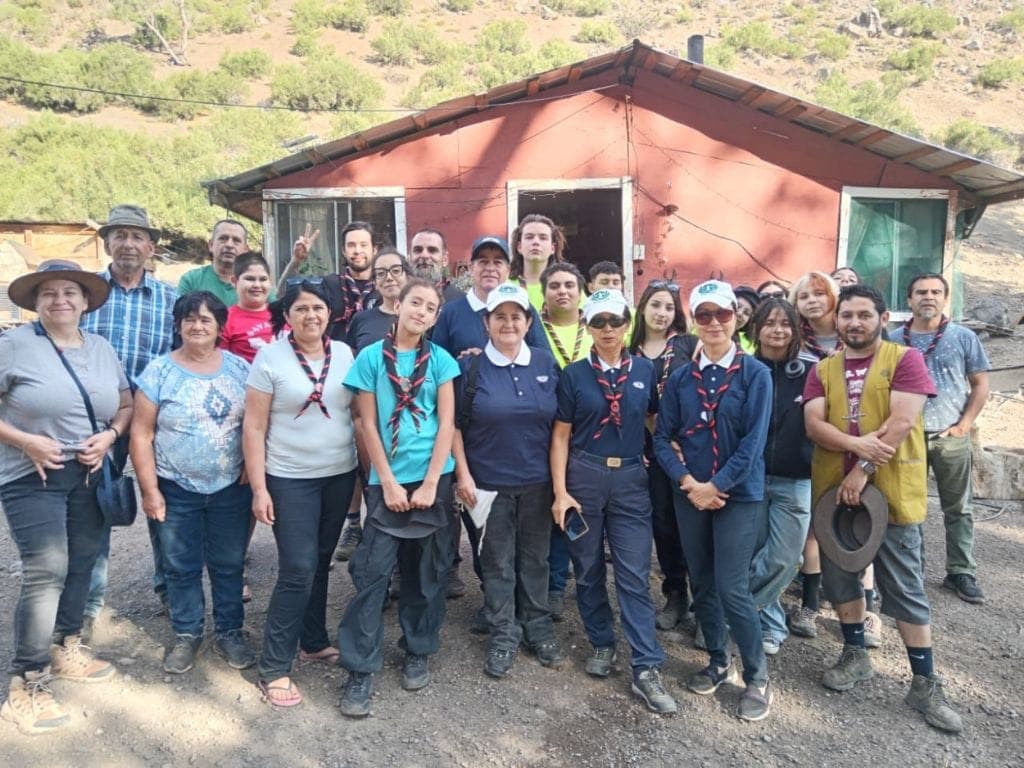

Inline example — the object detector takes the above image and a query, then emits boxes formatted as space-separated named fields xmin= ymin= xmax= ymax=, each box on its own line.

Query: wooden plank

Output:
xmin=776 ymin=103 xmax=808 ymax=120
xmin=525 ymin=78 xmax=540 ymax=96
xmin=934 ymin=158 xmax=980 ymax=176
xmin=855 ymin=129 xmax=890 ymax=147
xmin=567 ymin=66 xmax=583 ymax=84
xmin=668 ymin=62 xmax=690 ymax=81
xmin=830 ymin=122 xmax=868 ymax=142
xmin=412 ymin=113 xmax=428 ymax=130
xmin=892 ymin=146 xmax=940 ymax=163
xmin=643 ymin=51 xmax=659 ymax=70
xmin=739 ymin=86 xmax=765 ymax=105
xmin=679 ymin=66 xmax=701 ymax=86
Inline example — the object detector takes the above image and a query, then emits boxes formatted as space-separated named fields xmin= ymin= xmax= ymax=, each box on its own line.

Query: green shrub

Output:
xmin=291 ymin=0 xmax=367 ymax=33
xmin=614 ymin=0 xmax=664 ymax=39
xmin=886 ymin=4 xmax=956 ymax=38
xmin=371 ymin=20 xmax=434 ymax=66
xmin=997 ymin=9 xmax=1024 ymax=33
xmin=190 ymin=0 xmax=269 ymax=34
xmin=577 ymin=20 xmax=618 ymax=44
xmin=477 ymin=19 xmax=530 ymax=55
xmin=723 ymin=21 xmax=803 ymax=59
xmin=977 ymin=58 xmax=1024 ymax=88
xmin=290 ymin=32 xmax=320 ymax=57
xmin=705 ymin=42 xmax=736 ymax=70
xmin=271 ymin=55 xmax=384 ymax=111
xmin=367 ymin=0 xmax=411 ymax=16
xmin=886 ymin=41 xmax=940 ymax=81
xmin=814 ymin=32 xmax=850 ymax=61
xmin=445 ymin=0 xmax=474 ymax=10
xmin=218 ymin=49 xmax=273 ymax=79
xmin=549 ymin=0 xmax=610 ymax=17
xmin=940 ymin=119 xmax=1014 ymax=160
xmin=145 ymin=69 xmax=250 ymax=120
xmin=782 ymin=2 xmax=817 ymax=24
xmin=815 ymin=72 xmax=919 ymax=136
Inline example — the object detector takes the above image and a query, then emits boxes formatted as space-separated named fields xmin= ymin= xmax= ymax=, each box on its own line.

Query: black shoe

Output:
xmin=215 ymin=630 xmax=256 ymax=670
xmin=401 ymin=654 xmax=430 ymax=691
xmin=686 ymin=661 xmax=740 ymax=695
xmin=585 ymin=646 xmax=616 ymax=678
xmin=485 ymin=648 xmax=515 ymax=678
xmin=528 ymin=640 xmax=564 ymax=668
xmin=340 ymin=672 xmax=373 ymax=718
xmin=942 ymin=573 xmax=986 ymax=604
xmin=655 ymin=591 xmax=688 ymax=631
xmin=548 ymin=591 xmax=565 ymax=622
xmin=335 ymin=521 xmax=362 ymax=562
xmin=632 ymin=668 xmax=678 ymax=714
xmin=163 ymin=635 xmax=202 ymax=675
xmin=446 ymin=570 xmax=467 ymax=599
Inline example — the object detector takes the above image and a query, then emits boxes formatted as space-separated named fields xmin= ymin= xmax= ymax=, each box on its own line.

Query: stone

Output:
xmin=842 ymin=22 xmax=870 ymax=39
xmin=539 ymin=4 xmax=558 ymax=20
xmin=964 ymin=38 xmax=982 ymax=51
xmin=966 ymin=297 xmax=1011 ymax=327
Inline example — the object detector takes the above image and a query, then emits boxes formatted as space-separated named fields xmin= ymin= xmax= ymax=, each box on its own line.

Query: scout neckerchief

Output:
xmin=590 ymin=347 xmax=631 ymax=440
xmin=338 ymin=269 xmax=375 ymax=327
xmin=543 ymin=309 xmax=585 ymax=367
xmin=801 ymin=318 xmax=842 ymax=360
xmin=902 ymin=316 xmax=948 ymax=359
xmin=683 ymin=350 xmax=744 ymax=474
xmin=289 ymin=332 xmax=332 ymax=419
xmin=381 ymin=328 xmax=432 ymax=458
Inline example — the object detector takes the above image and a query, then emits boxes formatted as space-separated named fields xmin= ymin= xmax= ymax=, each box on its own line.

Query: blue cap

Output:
xmin=471 ymin=235 xmax=510 ymax=262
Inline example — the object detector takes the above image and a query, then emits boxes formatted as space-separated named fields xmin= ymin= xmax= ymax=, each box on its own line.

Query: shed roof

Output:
xmin=203 ymin=40 xmax=1024 ymax=221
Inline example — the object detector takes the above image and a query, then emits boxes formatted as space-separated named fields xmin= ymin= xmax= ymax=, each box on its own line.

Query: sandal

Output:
xmin=299 ymin=646 xmax=340 ymax=665
xmin=257 ymin=677 xmax=303 ymax=708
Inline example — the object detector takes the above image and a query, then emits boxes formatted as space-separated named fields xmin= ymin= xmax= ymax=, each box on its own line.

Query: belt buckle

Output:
xmin=606 ymin=456 xmax=622 ymax=468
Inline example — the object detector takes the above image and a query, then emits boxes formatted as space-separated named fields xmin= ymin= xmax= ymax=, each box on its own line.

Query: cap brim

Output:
xmin=98 ymin=224 xmax=161 ymax=243
xmin=7 ymin=270 xmax=112 ymax=313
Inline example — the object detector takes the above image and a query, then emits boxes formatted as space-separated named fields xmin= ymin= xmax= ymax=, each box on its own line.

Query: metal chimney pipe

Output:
xmin=687 ymin=35 xmax=705 ymax=64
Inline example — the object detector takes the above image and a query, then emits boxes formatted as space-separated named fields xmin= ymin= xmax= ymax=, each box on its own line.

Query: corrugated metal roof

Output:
xmin=203 ymin=40 xmax=1024 ymax=220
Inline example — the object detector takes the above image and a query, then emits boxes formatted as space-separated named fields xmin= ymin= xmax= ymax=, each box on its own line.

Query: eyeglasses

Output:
xmin=760 ymin=290 xmax=786 ymax=299
xmin=285 ymin=276 xmax=325 ymax=287
xmin=648 ymin=280 xmax=680 ymax=293
xmin=588 ymin=315 xmax=629 ymax=329
xmin=693 ymin=308 xmax=735 ymax=326
xmin=373 ymin=265 xmax=406 ymax=280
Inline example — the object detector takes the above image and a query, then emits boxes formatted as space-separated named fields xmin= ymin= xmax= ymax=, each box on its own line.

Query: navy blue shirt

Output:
xmin=432 ymin=293 xmax=547 ymax=357
xmin=456 ymin=344 xmax=559 ymax=490
xmin=556 ymin=355 xmax=657 ymax=458
xmin=654 ymin=352 xmax=771 ymax=502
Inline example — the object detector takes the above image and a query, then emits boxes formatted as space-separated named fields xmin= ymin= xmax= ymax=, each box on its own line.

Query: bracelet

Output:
xmin=108 ymin=426 xmax=120 ymax=439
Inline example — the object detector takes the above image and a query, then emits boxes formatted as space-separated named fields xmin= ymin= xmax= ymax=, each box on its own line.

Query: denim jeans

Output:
xmin=547 ymin=524 xmax=570 ymax=594
xmin=649 ymin=459 xmax=688 ymax=596
xmin=674 ymin=492 xmax=768 ymax=685
xmin=566 ymin=452 xmax=664 ymax=671
xmin=338 ymin=477 xmax=452 ymax=674
xmin=479 ymin=482 xmax=555 ymax=650
xmin=154 ymin=478 xmax=252 ymax=638
xmin=257 ymin=470 xmax=357 ymax=682
xmin=1 ymin=465 xmax=106 ymax=675
xmin=751 ymin=475 xmax=811 ymax=643
xmin=926 ymin=433 xmax=976 ymax=576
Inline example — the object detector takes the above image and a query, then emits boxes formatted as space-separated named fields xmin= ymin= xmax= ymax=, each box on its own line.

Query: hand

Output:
xmin=383 ymin=480 xmax=410 ymax=512
xmin=836 ymin=467 xmax=869 ymax=507
xmin=75 ymin=430 xmax=117 ymax=470
xmin=291 ymin=224 xmax=320 ymax=266
xmin=455 ymin=473 xmax=478 ymax=509
xmin=678 ymin=473 xmax=697 ymax=493
xmin=252 ymin=488 xmax=275 ymax=525
xmin=687 ymin=481 xmax=728 ymax=511
xmin=670 ymin=440 xmax=685 ymax=465
xmin=141 ymin=489 xmax=167 ymax=522
xmin=941 ymin=422 xmax=971 ymax=438
xmin=855 ymin=428 xmax=896 ymax=464
xmin=457 ymin=347 xmax=482 ymax=360
xmin=21 ymin=434 xmax=65 ymax=482
xmin=409 ymin=480 xmax=437 ymax=509
xmin=551 ymin=492 xmax=581 ymax=530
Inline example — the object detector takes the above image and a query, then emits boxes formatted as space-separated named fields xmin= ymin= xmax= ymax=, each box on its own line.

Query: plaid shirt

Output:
xmin=80 ymin=269 xmax=177 ymax=388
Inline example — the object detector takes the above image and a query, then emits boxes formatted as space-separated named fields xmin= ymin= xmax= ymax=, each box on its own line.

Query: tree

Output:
xmin=115 ymin=0 xmax=192 ymax=65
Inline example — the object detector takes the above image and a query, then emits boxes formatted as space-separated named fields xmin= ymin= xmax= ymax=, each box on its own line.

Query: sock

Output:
xmin=345 ymin=510 xmax=360 ymax=523
xmin=864 ymin=588 xmax=876 ymax=614
xmin=803 ymin=573 xmax=821 ymax=611
xmin=906 ymin=646 xmax=934 ymax=678
xmin=840 ymin=622 xmax=866 ymax=648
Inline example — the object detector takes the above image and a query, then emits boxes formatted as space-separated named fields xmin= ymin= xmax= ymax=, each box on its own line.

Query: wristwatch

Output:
xmin=857 ymin=459 xmax=877 ymax=476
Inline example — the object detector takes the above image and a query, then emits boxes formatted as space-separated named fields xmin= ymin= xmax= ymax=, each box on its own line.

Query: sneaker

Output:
xmin=585 ymin=646 xmax=617 ymax=678
xmin=863 ymin=611 xmax=882 ymax=649
xmin=655 ymin=591 xmax=688 ymax=631
xmin=215 ymin=630 xmax=256 ymax=670
xmin=693 ymin=620 xmax=707 ymax=650
xmin=762 ymin=634 xmax=781 ymax=657
xmin=631 ymin=668 xmax=677 ymax=714
xmin=445 ymin=570 xmax=467 ymax=599
xmin=527 ymin=640 xmax=564 ymax=668
xmin=50 ymin=635 xmax=115 ymax=683
xmin=822 ymin=645 xmax=874 ymax=691
xmin=905 ymin=674 xmax=963 ymax=733
xmin=401 ymin=654 xmax=430 ymax=691
xmin=787 ymin=606 xmax=818 ymax=638
xmin=548 ymin=591 xmax=565 ymax=622
xmin=340 ymin=672 xmax=373 ymax=718
xmin=942 ymin=573 xmax=986 ymax=605
xmin=334 ymin=521 xmax=362 ymax=562
xmin=163 ymin=635 xmax=203 ymax=675
xmin=0 ymin=669 xmax=70 ymax=735
xmin=686 ymin=661 xmax=740 ymax=695
xmin=484 ymin=648 xmax=515 ymax=679
xmin=737 ymin=681 xmax=773 ymax=722
xmin=241 ymin=581 xmax=253 ymax=604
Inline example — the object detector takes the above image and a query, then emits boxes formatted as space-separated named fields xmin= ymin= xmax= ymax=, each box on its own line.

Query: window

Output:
xmin=838 ymin=188 xmax=951 ymax=316
xmin=262 ymin=188 xmax=406 ymax=279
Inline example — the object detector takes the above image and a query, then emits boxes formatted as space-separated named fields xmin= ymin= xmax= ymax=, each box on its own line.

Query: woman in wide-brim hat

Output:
xmin=0 ymin=260 xmax=132 ymax=735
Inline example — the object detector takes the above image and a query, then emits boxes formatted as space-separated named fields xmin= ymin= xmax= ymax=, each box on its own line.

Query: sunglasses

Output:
xmin=693 ymin=308 xmax=735 ymax=326
xmin=373 ymin=265 xmax=406 ymax=280
xmin=588 ymin=314 xmax=629 ymax=329
xmin=648 ymin=279 xmax=680 ymax=293
xmin=285 ymin=276 xmax=325 ymax=287
xmin=760 ymin=290 xmax=786 ymax=299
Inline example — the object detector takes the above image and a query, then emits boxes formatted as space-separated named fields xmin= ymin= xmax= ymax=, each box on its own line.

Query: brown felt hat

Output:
xmin=8 ymin=259 xmax=111 ymax=313
xmin=812 ymin=484 xmax=889 ymax=573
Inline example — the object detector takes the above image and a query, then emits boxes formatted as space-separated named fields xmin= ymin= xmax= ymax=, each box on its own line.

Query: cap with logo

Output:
xmin=471 ymin=235 xmax=510 ymax=262
xmin=485 ymin=283 xmax=531 ymax=313
xmin=689 ymin=279 xmax=736 ymax=314
xmin=583 ymin=288 xmax=629 ymax=324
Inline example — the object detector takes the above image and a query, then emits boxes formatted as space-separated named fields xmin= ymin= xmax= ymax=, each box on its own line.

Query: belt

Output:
xmin=571 ymin=449 xmax=642 ymax=469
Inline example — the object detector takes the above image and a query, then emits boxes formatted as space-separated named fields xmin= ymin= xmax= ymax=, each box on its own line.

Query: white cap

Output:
xmin=485 ymin=283 xmax=531 ymax=313
xmin=689 ymin=280 xmax=736 ymax=314
xmin=583 ymin=288 xmax=629 ymax=323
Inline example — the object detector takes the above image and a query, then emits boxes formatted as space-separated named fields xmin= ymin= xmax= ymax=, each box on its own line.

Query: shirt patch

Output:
xmin=632 ymin=381 xmax=645 ymax=389
xmin=536 ymin=375 xmax=549 ymax=383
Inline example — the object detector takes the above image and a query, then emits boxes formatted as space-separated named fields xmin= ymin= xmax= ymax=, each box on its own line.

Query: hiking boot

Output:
xmin=942 ymin=573 xmax=986 ymax=605
xmin=401 ymin=654 xmax=430 ymax=691
xmin=655 ymin=591 xmax=688 ymax=631
xmin=340 ymin=672 xmax=373 ymax=718
xmin=693 ymin=620 xmax=707 ymax=650
xmin=50 ymin=635 xmax=115 ymax=683
xmin=686 ymin=661 xmax=740 ymax=695
xmin=0 ymin=669 xmax=70 ymax=735
xmin=822 ymin=645 xmax=874 ymax=691
xmin=585 ymin=646 xmax=617 ymax=678
xmin=528 ymin=640 xmax=564 ymax=668
xmin=905 ymin=674 xmax=963 ymax=733
xmin=484 ymin=648 xmax=515 ymax=679
xmin=787 ymin=606 xmax=818 ymax=638
xmin=548 ymin=591 xmax=565 ymax=622
xmin=445 ymin=570 xmax=467 ymax=599
xmin=163 ymin=635 xmax=203 ymax=675
xmin=334 ymin=521 xmax=362 ymax=562
xmin=737 ymin=681 xmax=773 ymax=722
xmin=215 ymin=630 xmax=256 ymax=670
xmin=632 ymin=668 xmax=677 ymax=714
xmin=863 ymin=612 xmax=882 ymax=649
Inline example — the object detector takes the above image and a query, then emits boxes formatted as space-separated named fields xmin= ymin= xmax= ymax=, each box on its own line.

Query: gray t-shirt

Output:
xmin=0 ymin=323 xmax=130 ymax=486
xmin=902 ymin=322 xmax=990 ymax=433
xmin=246 ymin=337 xmax=358 ymax=478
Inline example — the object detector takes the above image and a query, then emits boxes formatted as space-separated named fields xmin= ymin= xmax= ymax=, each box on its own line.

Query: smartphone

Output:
xmin=564 ymin=507 xmax=589 ymax=542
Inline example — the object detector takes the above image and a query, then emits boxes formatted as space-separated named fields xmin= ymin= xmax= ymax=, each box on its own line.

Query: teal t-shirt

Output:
xmin=344 ymin=340 xmax=459 ymax=484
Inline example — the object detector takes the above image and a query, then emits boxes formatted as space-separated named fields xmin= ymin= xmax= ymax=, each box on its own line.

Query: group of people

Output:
xmin=0 ymin=206 xmax=989 ymax=737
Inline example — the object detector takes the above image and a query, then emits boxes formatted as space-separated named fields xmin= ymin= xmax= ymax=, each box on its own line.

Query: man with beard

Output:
xmin=178 ymin=219 xmax=249 ymax=305
xmin=410 ymin=228 xmax=464 ymax=304
xmin=803 ymin=284 xmax=962 ymax=734
xmin=899 ymin=273 xmax=990 ymax=604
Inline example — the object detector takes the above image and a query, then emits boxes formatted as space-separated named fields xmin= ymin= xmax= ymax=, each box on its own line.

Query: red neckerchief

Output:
xmin=590 ymin=347 xmax=631 ymax=440
xmin=683 ymin=350 xmax=744 ymax=474
xmin=338 ymin=269 xmax=375 ymax=326
xmin=801 ymin=318 xmax=842 ymax=360
xmin=381 ymin=329 xmax=432 ymax=459
xmin=289 ymin=332 xmax=332 ymax=419
xmin=902 ymin=316 xmax=948 ymax=358
xmin=543 ymin=309 xmax=585 ymax=368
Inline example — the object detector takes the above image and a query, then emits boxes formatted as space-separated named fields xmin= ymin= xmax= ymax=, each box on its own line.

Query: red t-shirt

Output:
xmin=221 ymin=305 xmax=273 ymax=363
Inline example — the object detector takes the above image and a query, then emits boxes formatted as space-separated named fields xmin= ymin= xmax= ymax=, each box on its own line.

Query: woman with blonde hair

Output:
xmin=788 ymin=271 xmax=840 ymax=360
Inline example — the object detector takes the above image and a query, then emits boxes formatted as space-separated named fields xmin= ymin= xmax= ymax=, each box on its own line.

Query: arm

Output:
xmin=354 ymin=390 xmax=410 ymax=512
xmin=242 ymin=387 xmax=274 ymax=524
xmin=651 ymin=378 xmax=690 ymax=486
xmin=410 ymin=380 xmax=456 ymax=509
xmin=945 ymin=371 xmax=989 ymax=437
xmin=275 ymin=225 xmax=320 ymax=295
xmin=129 ymin=391 xmax=165 ymax=522
xmin=452 ymin=428 xmax=477 ymax=509
xmin=77 ymin=388 xmax=133 ymax=469
xmin=804 ymin=397 xmax=897 ymax=464
xmin=706 ymin=365 xmax=772 ymax=493
xmin=0 ymin=420 xmax=65 ymax=483
xmin=549 ymin=420 xmax=579 ymax=529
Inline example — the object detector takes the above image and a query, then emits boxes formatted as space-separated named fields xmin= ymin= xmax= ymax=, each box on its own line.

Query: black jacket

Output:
xmin=759 ymin=356 xmax=813 ymax=479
